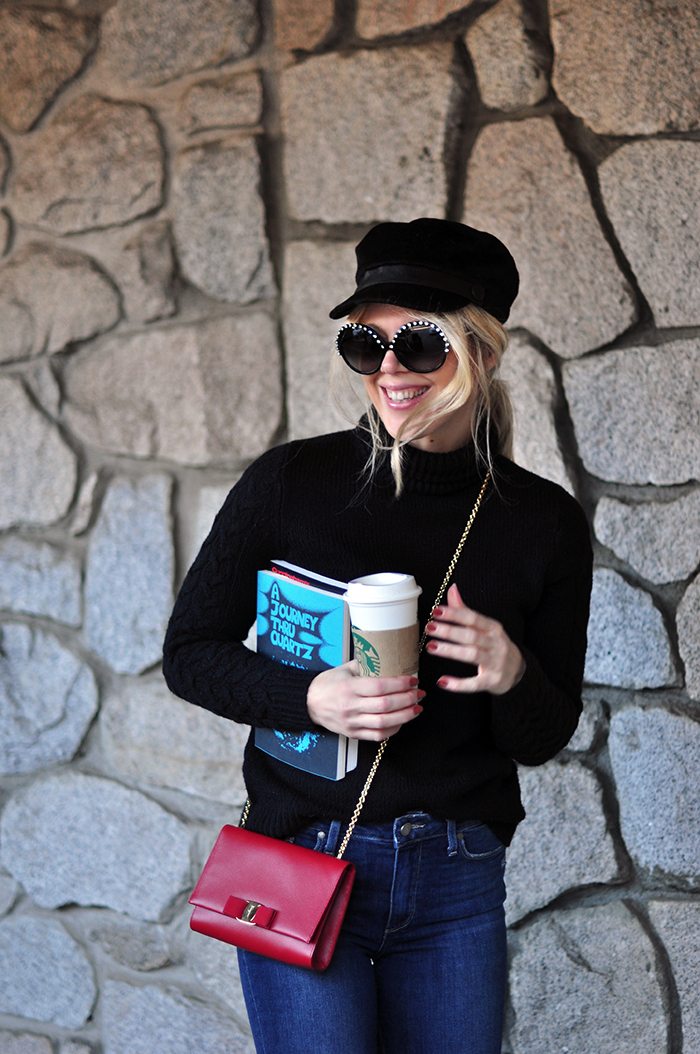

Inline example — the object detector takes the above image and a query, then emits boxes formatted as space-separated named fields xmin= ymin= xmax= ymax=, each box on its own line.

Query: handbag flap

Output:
xmin=189 ymin=825 xmax=352 ymax=944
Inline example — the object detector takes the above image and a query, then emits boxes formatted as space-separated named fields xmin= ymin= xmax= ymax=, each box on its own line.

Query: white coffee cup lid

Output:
xmin=344 ymin=572 xmax=422 ymax=607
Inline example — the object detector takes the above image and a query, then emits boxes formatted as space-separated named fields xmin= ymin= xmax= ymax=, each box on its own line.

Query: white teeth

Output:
xmin=384 ymin=387 xmax=428 ymax=403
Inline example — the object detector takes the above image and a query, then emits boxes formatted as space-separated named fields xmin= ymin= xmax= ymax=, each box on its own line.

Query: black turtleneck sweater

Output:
xmin=163 ymin=424 xmax=592 ymax=845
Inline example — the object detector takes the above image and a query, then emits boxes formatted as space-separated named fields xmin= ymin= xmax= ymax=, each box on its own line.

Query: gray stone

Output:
xmin=0 ymin=8 xmax=97 ymax=132
xmin=0 ymin=242 xmax=120 ymax=363
xmin=274 ymin=0 xmax=333 ymax=49
xmin=648 ymin=900 xmax=700 ymax=1053
xmin=0 ymin=210 xmax=9 ymax=256
xmin=678 ymin=577 xmax=700 ymax=703
xmin=283 ymin=240 xmax=365 ymax=440
xmin=12 ymin=95 xmax=163 ymax=234
xmin=499 ymin=333 xmax=572 ymax=492
xmin=173 ymin=140 xmax=274 ymax=304
xmin=64 ymin=315 xmax=282 ymax=465
xmin=509 ymin=902 xmax=666 ymax=1053
xmin=609 ymin=707 xmax=700 ymax=886
xmin=0 ymin=873 xmax=18 ymax=918
xmin=90 ymin=221 xmax=176 ymax=326
xmin=27 ymin=360 xmax=62 ymax=418
xmin=69 ymin=471 xmax=99 ymax=536
xmin=0 ymin=916 xmax=95 ymax=1029
xmin=0 ymin=538 xmax=81 ymax=624
xmin=505 ymin=760 xmax=618 ymax=924
xmin=88 ymin=916 xmax=170 ymax=971
xmin=584 ymin=569 xmax=675 ymax=689
xmin=180 ymin=73 xmax=262 ymax=134
xmin=102 ymin=980 xmax=253 ymax=1054
xmin=0 ymin=378 xmax=77 ymax=529
xmin=61 ymin=1045 xmax=92 ymax=1054
xmin=101 ymin=675 xmax=248 ymax=805
xmin=600 ymin=140 xmax=700 ymax=328
xmin=0 ymin=623 xmax=97 ymax=775
xmin=0 ymin=771 xmax=191 ymax=921
xmin=466 ymin=0 xmax=547 ymax=110
xmin=0 ymin=1035 xmax=53 ymax=1054
xmin=563 ymin=339 xmax=700 ymax=485
xmin=567 ymin=694 xmax=601 ymax=753
xmin=550 ymin=0 xmax=700 ymax=135
xmin=356 ymin=0 xmax=468 ymax=37
xmin=84 ymin=475 xmax=173 ymax=674
xmin=464 ymin=118 xmax=635 ymax=357
xmin=282 ymin=46 xmax=453 ymax=222
xmin=188 ymin=928 xmax=250 ymax=1030
xmin=97 ymin=0 xmax=258 ymax=86
xmin=595 ymin=492 xmax=700 ymax=585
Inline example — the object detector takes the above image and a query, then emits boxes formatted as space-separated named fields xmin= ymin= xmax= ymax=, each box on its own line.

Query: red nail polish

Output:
xmin=426 ymin=641 xmax=438 ymax=652
xmin=431 ymin=608 xmax=443 ymax=618
xmin=409 ymin=677 xmax=419 ymax=686
xmin=437 ymin=677 xmax=449 ymax=688
xmin=426 ymin=622 xmax=437 ymax=633
xmin=417 ymin=690 xmax=426 ymax=700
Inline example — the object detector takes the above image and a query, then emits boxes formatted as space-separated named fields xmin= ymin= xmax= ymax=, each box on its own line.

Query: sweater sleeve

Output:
xmin=162 ymin=448 xmax=319 ymax=731
xmin=489 ymin=492 xmax=593 ymax=765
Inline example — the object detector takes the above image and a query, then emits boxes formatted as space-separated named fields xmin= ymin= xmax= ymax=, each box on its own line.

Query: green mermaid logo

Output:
xmin=352 ymin=630 xmax=381 ymax=676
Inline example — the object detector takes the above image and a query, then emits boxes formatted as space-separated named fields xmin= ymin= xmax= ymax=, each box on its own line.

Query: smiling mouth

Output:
xmin=381 ymin=386 xmax=429 ymax=404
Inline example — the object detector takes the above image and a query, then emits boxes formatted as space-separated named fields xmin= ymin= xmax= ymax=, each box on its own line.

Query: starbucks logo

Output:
xmin=352 ymin=630 xmax=381 ymax=676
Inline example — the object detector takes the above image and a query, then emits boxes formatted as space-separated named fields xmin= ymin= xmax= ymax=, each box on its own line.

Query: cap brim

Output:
xmin=329 ymin=283 xmax=470 ymax=320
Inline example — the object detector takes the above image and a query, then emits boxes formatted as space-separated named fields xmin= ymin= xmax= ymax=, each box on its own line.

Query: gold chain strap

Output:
xmin=241 ymin=470 xmax=492 ymax=859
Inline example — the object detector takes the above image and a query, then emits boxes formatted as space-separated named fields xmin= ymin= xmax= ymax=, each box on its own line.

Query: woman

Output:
xmin=163 ymin=218 xmax=592 ymax=1054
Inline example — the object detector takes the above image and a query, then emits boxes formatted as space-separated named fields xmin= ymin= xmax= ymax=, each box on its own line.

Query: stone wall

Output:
xmin=0 ymin=0 xmax=699 ymax=1051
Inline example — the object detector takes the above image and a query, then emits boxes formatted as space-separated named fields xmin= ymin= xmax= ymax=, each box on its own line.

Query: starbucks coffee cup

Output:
xmin=344 ymin=573 xmax=422 ymax=678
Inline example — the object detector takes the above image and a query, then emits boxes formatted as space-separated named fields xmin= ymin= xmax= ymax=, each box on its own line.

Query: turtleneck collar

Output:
xmin=352 ymin=415 xmax=486 ymax=497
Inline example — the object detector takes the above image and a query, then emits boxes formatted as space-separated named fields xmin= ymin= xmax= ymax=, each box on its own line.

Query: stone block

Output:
xmin=274 ymin=0 xmax=333 ymax=49
xmin=609 ymin=707 xmax=700 ymax=886
xmin=466 ymin=0 xmax=547 ymax=110
xmin=0 ymin=873 xmax=18 ymax=918
xmin=97 ymin=0 xmax=258 ymax=86
xmin=599 ymin=140 xmax=700 ymax=328
xmin=188 ymin=928 xmax=250 ymax=1029
xmin=84 ymin=475 xmax=173 ymax=675
xmin=179 ymin=73 xmax=262 ymax=134
xmin=0 ymin=772 xmax=191 ymax=921
xmin=191 ymin=481 xmax=240 ymax=567
xmin=0 ymin=210 xmax=9 ymax=256
xmin=70 ymin=472 xmax=99 ymax=536
xmin=64 ymin=314 xmax=281 ymax=465
xmin=282 ymin=45 xmax=453 ymax=222
xmin=505 ymin=760 xmax=618 ymax=924
xmin=60 ymin=1045 xmax=92 ymax=1054
xmin=88 ymin=916 xmax=170 ymax=971
xmin=563 ymin=339 xmax=700 ymax=485
xmin=648 ymin=900 xmax=700 ymax=1053
xmin=566 ymin=693 xmax=601 ymax=753
xmin=595 ymin=493 xmax=700 ymax=585
xmin=0 ymin=378 xmax=77 ymax=530
xmin=88 ymin=221 xmax=176 ymax=326
xmin=101 ymin=675 xmax=248 ymax=804
xmin=550 ymin=0 xmax=700 ymax=135
xmin=0 ymin=538 xmax=81 ymax=624
xmin=508 ymin=902 xmax=666 ymax=1053
xmin=499 ymin=332 xmax=572 ymax=493
xmin=678 ymin=577 xmax=700 ymax=703
xmin=0 ymin=623 xmax=98 ymax=776
xmin=357 ymin=0 xmax=468 ymax=37
xmin=12 ymin=95 xmax=163 ymax=234
xmin=464 ymin=118 xmax=634 ymax=357
xmin=584 ymin=569 xmax=675 ymax=689
xmin=0 ymin=917 xmax=95 ymax=1029
xmin=283 ymin=240 xmax=364 ymax=440
xmin=0 ymin=8 xmax=97 ymax=132
xmin=0 ymin=242 xmax=120 ymax=363
xmin=102 ymin=981 xmax=253 ymax=1054
xmin=0 ymin=1035 xmax=52 ymax=1054
xmin=173 ymin=139 xmax=274 ymax=304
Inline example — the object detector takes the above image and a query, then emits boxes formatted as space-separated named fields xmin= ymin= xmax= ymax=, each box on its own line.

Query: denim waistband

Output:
xmin=297 ymin=813 xmax=485 ymax=857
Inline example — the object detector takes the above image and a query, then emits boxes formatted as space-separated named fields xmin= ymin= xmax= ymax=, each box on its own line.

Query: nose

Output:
xmin=378 ymin=347 xmax=405 ymax=374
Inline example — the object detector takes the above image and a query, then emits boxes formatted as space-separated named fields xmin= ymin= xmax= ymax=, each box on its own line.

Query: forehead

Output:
xmin=356 ymin=304 xmax=421 ymax=337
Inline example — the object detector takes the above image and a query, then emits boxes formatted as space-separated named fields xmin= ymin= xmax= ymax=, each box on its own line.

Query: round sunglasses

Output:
xmin=335 ymin=320 xmax=450 ymax=375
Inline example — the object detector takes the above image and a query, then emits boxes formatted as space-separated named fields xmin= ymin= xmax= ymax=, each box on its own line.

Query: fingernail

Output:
xmin=425 ymin=622 xmax=437 ymax=633
xmin=426 ymin=641 xmax=438 ymax=653
xmin=437 ymin=677 xmax=449 ymax=688
xmin=409 ymin=677 xmax=419 ymax=686
xmin=431 ymin=608 xmax=443 ymax=618
xmin=417 ymin=690 xmax=426 ymax=700
xmin=413 ymin=705 xmax=424 ymax=714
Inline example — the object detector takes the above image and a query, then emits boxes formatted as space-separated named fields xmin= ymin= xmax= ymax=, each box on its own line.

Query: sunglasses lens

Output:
xmin=394 ymin=324 xmax=448 ymax=372
xmin=337 ymin=327 xmax=384 ymax=374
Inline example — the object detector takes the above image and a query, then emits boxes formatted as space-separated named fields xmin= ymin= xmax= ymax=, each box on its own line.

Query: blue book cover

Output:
xmin=255 ymin=565 xmax=357 ymax=780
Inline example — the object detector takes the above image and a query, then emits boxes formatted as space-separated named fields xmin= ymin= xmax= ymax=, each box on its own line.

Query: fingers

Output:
xmin=306 ymin=662 xmax=425 ymax=740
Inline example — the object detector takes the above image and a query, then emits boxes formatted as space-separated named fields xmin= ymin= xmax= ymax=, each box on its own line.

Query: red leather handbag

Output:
xmin=189 ymin=824 xmax=356 ymax=971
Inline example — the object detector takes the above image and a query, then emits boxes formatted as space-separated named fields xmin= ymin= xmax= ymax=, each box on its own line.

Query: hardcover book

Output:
xmin=255 ymin=562 xmax=357 ymax=780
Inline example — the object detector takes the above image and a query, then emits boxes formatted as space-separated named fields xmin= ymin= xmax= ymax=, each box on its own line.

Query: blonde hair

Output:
xmin=333 ymin=303 xmax=513 ymax=497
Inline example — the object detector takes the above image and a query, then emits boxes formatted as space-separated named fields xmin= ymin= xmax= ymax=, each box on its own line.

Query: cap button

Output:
xmin=470 ymin=284 xmax=485 ymax=302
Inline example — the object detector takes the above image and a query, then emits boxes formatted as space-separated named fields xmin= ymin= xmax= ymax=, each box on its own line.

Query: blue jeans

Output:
xmin=238 ymin=812 xmax=507 ymax=1054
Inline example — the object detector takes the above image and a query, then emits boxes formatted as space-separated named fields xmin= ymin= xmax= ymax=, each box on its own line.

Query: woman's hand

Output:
xmin=425 ymin=584 xmax=525 ymax=695
xmin=307 ymin=661 xmax=425 ymax=741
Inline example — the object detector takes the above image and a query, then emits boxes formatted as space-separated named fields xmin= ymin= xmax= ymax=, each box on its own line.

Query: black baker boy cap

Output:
xmin=329 ymin=217 xmax=519 ymax=324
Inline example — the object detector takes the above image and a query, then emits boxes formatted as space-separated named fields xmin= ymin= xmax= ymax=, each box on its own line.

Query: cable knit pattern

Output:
xmin=163 ymin=424 xmax=592 ymax=844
